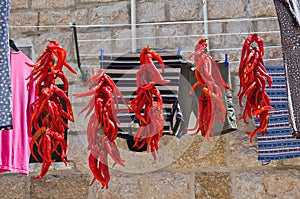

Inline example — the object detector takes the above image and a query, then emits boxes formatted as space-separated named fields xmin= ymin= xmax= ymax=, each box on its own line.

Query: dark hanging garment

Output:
xmin=0 ymin=0 xmax=13 ymax=130
xmin=273 ymin=0 xmax=300 ymax=138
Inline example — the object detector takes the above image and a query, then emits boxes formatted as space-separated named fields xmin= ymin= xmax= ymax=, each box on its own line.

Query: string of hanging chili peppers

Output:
xmin=238 ymin=34 xmax=273 ymax=143
xmin=127 ymin=45 xmax=168 ymax=160
xmin=187 ymin=38 xmax=233 ymax=141
xmin=73 ymin=69 xmax=127 ymax=189
xmin=74 ymin=45 xmax=169 ymax=188
xmin=27 ymin=40 xmax=77 ymax=180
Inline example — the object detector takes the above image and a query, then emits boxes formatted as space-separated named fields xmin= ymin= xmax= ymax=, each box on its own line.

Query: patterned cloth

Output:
xmin=0 ymin=0 xmax=12 ymax=129
xmin=273 ymin=0 xmax=300 ymax=138
xmin=257 ymin=66 xmax=300 ymax=163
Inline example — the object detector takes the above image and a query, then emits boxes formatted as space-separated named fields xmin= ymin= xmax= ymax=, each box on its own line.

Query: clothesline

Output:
xmin=80 ymin=53 xmax=283 ymax=63
xmin=80 ymin=45 xmax=282 ymax=57
xmin=230 ymin=57 xmax=283 ymax=64
xmin=77 ymin=30 xmax=280 ymax=43
xmin=8 ymin=16 xmax=278 ymax=29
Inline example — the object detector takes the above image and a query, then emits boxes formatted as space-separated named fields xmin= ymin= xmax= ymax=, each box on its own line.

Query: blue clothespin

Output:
xmin=225 ymin=53 xmax=228 ymax=67
xmin=177 ymin=46 xmax=182 ymax=58
xmin=100 ymin=48 xmax=104 ymax=61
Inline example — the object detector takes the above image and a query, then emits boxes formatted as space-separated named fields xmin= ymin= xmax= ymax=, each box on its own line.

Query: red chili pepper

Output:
xmin=241 ymin=34 xmax=255 ymax=62
xmin=102 ymin=135 xmax=125 ymax=167
xmin=30 ymin=127 xmax=47 ymax=162
xmin=34 ymin=161 xmax=51 ymax=180
xmin=257 ymin=62 xmax=272 ymax=87
xmin=187 ymin=94 xmax=205 ymax=135
xmin=88 ymin=146 xmax=107 ymax=188
xmin=252 ymin=34 xmax=264 ymax=57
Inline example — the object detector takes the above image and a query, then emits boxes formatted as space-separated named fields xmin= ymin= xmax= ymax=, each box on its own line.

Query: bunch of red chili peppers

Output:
xmin=73 ymin=69 xmax=127 ymax=189
xmin=126 ymin=46 xmax=167 ymax=159
xmin=27 ymin=40 xmax=76 ymax=180
xmin=128 ymin=82 xmax=164 ymax=160
xmin=187 ymin=39 xmax=233 ymax=140
xmin=136 ymin=45 xmax=170 ymax=87
xmin=238 ymin=34 xmax=273 ymax=142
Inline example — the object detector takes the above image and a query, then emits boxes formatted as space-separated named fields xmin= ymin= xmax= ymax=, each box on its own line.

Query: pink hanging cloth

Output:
xmin=0 ymin=51 xmax=36 ymax=175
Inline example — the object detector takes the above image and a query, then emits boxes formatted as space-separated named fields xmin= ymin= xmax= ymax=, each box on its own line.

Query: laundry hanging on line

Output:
xmin=0 ymin=0 xmax=13 ymax=130
xmin=0 ymin=50 xmax=36 ymax=175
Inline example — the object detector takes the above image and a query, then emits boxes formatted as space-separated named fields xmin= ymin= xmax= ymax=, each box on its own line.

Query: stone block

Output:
xmin=38 ymin=9 xmax=89 ymax=30
xmin=90 ymin=2 xmax=130 ymax=25
xmin=264 ymin=46 xmax=283 ymax=60
xmin=233 ymin=170 xmax=300 ymax=199
xmin=207 ymin=35 xmax=229 ymax=53
xmin=31 ymin=0 xmax=75 ymax=9
xmin=88 ymin=171 xmax=143 ymax=199
xmin=136 ymin=26 xmax=156 ymax=49
xmin=67 ymin=134 xmax=90 ymax=172
xmin=224 ymin=126 xmax=262 ymax=169
xmin=167 ymin=135 xmax=227 ymax=170
xmin=256 ymin=18 xmax=280 ymax=32
xmin=30 ymin=172 xmax=90 ymax=199
xmin=168 ymin=0 xmax=201 ymax=21
xmin=207 ymin=0 xmax=247 ymax=19
xmin=29 ymin=161 xmax=74 ymax=173
xmin=156 ymin=24 xmax=194 ymax=50
xmin=111 ymin=28 xmax=134 ymax=53
xmin=108 ymin=135 xmax=194 ymax=174
xmin=68 ymin=102 xmax=90 ymax=132
xmin=282 ymin=156 xmax=300 ymax=166
xmin=11 ymin=0 xmax=29 ymax=9
xmin=136 ymin=2 xmax=166 ymax=23
xmin=144 ymin=171 xmax=193 ymax=199
xmin=8 ymin=12 xmax=39 ymax=36
xmin=209 ymin=21 xmax=250 ymax=37
xmin=76 ymin=31 xmax=112 ymax=60
xmin=249 ymin=0 xmax=277 ymax=17
xmin=0 ymin=174 xmax=28 ymax=198
xmin=195 ymin=172 xmax=232 ymax=199
xmin=189 ymin=23 xmax=205 ymax=36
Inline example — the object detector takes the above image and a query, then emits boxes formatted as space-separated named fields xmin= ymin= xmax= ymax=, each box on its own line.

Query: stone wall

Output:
xmin=2 ymin=0 xmax=300 ymax=198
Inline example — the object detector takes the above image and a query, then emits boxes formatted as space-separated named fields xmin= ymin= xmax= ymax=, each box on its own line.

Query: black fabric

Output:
xmin=178 ymin=60 xmax=237 ymax=136
xmin=29 ymin=84 xmax=68 ymax=163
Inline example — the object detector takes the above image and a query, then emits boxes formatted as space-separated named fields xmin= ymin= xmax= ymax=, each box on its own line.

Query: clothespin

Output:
xmin=100 ymin=49 xmax=104 ymax=69
xmin=225 ymin=53 xmax=228 ymax=67
xmin=99 ymin=48 xmax=104 ymax=61
xmin=177 ymin=46 xmax=182 ymax=58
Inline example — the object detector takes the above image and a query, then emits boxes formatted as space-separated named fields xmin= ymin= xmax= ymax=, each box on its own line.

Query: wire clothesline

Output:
xmin=77 ymin=30 xmax=281 ymax=43
xmin=9 ymin=16 xmax=278 ymax=29
xmin=79 ymin=45 xmax=282 ymax=57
